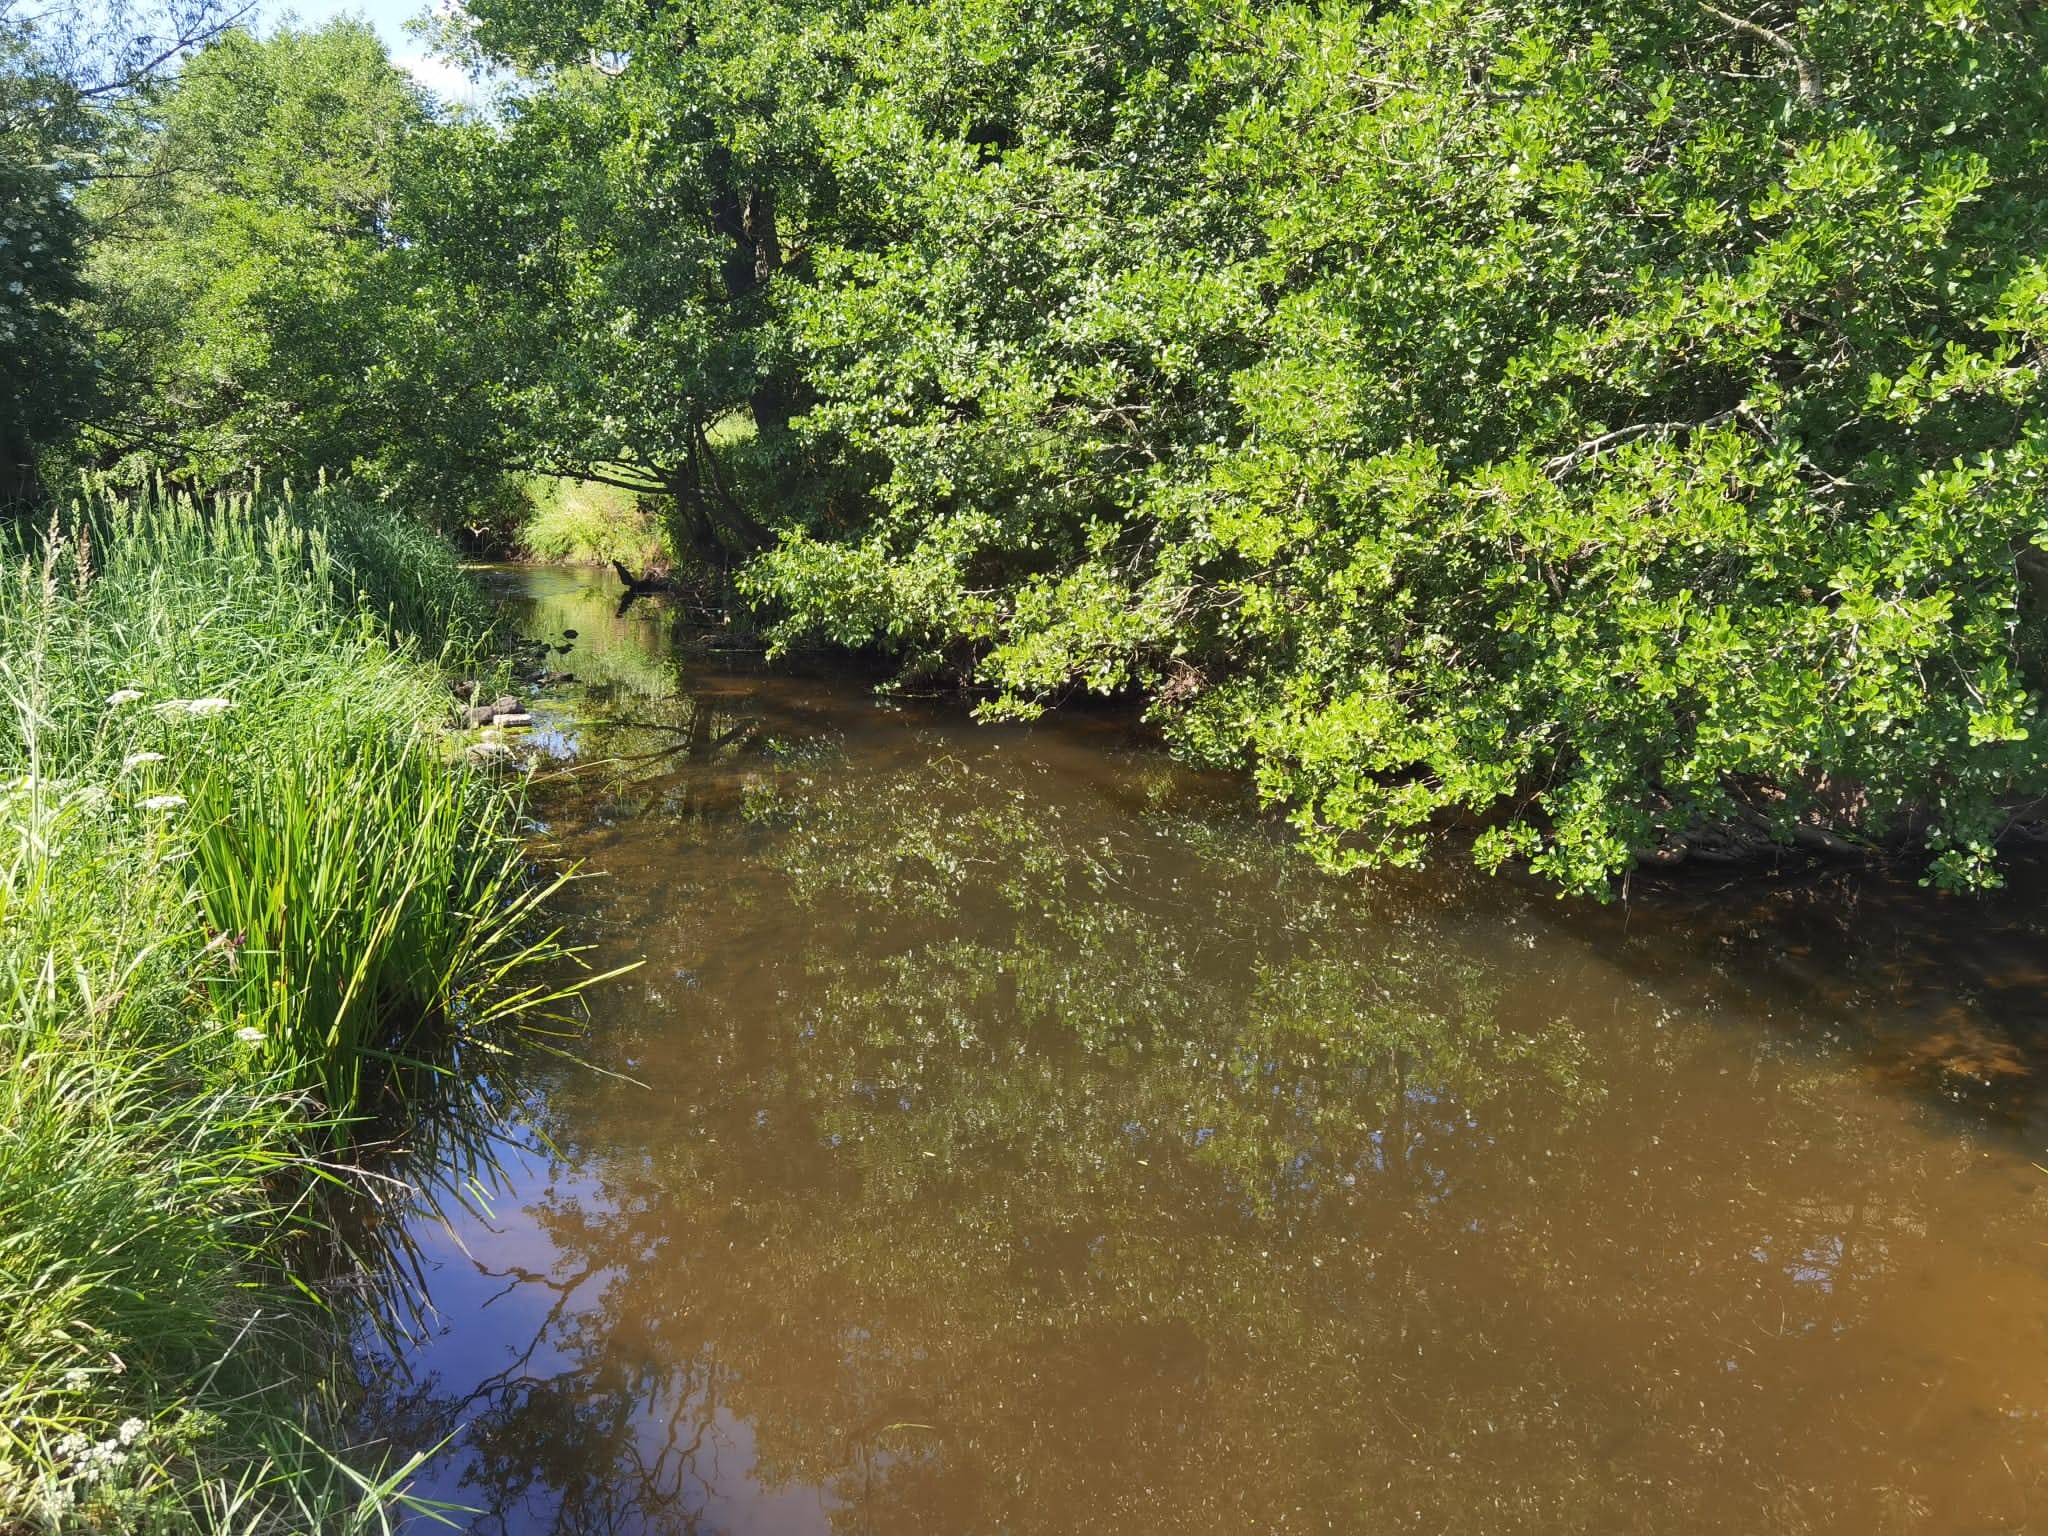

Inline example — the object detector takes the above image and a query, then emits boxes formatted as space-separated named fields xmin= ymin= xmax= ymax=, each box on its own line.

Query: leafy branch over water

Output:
xmin=11 ymin=0 xmax=2048 ymax=889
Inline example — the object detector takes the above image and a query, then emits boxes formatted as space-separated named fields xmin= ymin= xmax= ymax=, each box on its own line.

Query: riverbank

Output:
xmin=0 ymin=489 xmax=583 ymax=1532
xmin=482 ymin=476 xmax=673 ymax=573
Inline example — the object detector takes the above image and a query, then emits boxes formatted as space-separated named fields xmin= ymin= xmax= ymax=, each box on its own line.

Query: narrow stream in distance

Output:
xmin=354 ymin=564 xmax=2048 ymax=1535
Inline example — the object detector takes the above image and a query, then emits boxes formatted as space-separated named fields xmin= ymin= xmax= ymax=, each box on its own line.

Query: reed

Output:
xmin=0 ymin=484 xmax=583 ymax=1531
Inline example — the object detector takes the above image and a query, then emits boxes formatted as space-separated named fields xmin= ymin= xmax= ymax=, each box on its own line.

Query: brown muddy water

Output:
xmin=354 ymin=565 xmax=2048 ymax=1535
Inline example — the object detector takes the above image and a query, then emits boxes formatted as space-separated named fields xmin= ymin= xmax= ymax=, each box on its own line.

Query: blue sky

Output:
xmin=259 ymin=0 xmax=477 ymax=99
xmin=266 ymin=0 xmax=418 ymax=50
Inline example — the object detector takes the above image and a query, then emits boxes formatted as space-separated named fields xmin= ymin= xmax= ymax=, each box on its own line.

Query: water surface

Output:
xmin=357 ymin=565 xmax=2048 ymax=1535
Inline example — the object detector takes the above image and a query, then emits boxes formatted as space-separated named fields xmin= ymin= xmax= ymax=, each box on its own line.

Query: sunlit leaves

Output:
xmin=739 ymin=0 xmax=2048 ymax=893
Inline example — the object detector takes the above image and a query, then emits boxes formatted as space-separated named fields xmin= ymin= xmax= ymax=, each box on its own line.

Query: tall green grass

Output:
xmin=0 ymin=485 xmax=584 ymax=1531
xmin=515 ymin=475 xmax=674 ymax=569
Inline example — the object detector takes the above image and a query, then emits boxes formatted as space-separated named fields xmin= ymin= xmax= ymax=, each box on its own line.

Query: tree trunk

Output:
xmin=744 ymin=186 xmax=779 ymax=287
xmin=664 ymin=461 xmax=727 ymax=567
xmin=0 ymin=425 xmax=40 ymax=509
xmin=707 ymin=149 xmax=779 ymax=303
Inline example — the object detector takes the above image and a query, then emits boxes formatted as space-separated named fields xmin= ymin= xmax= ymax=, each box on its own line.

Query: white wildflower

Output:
xmin=62 ymin=1368 xmax=91 ymax=1392
xmin=234 ymin=1026 xmax=264 ymax=1045
xmin=140 ymin=794 xmax=187 ymax=812
xmin=79 ymin=1439 xmax=127 ymax=1473
xmin=117 ymin=1418 xmax=145 ymax=1447
xmin=106 ymin=688 xmax=145 ymax=707
xmin=121 ymin=751 xmax=166 ymax=772
xmin=53 ymin=1432 xmax=87 ymax=1460
xmin=155 ymin=697 xmax=233 ymax=718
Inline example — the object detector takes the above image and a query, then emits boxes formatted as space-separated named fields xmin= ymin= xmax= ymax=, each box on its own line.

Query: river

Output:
xmin=352 ymin=564 xmax=2048 ymax=1534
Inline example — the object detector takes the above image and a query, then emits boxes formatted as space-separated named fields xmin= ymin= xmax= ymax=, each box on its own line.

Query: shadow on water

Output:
xmin=350 ymin=565 xmax=2048 ymax=1536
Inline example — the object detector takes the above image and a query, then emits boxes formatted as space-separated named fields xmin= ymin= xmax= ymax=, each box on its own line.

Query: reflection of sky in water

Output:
xmin=387 ymin=1139 xmax=839 ymax=1535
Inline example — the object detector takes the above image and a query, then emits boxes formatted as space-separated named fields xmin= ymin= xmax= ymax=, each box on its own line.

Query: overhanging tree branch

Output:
xmin=503 ymin=459 xmax=671 ymax=495
xmin=1698 ymin=1 xmax=1820 ymax=108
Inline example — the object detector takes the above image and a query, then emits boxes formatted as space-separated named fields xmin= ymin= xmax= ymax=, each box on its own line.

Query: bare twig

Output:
xmin=1543 ymin=408 xmax=1741 ymax=479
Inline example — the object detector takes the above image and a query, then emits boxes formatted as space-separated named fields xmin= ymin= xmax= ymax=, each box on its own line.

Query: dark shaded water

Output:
xmin=356 ymin=565 xmax=2048 ymax=1535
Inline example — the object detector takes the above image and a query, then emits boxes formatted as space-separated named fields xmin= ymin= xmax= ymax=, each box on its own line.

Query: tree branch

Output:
xmin=1543 ymin=409 xmax=1742 ymax=479
xmin=503 ymin=459 xmax=670 ymax=495
xmin=73 ymin=0 xmax=257 ymax=98
xmin=1698 ymin=1 xmax=1820 ymax=107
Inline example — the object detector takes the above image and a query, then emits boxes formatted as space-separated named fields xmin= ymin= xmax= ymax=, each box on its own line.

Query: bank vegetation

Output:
xmin=0 ymin=485 xmax=584 ymax=1530
xmin=12 ymin=0 xmax=2048 ymax=893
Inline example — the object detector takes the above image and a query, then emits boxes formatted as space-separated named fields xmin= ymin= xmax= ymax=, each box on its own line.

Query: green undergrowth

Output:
xmin=515 ymin=476 xmax=673 ymax=570
xmin=0 ymin=487 xmax=589 ymax=1531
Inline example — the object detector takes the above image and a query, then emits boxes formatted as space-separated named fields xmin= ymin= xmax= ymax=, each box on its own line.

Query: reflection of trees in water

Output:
xmin=517 ymin=673 xmax=798 ymax=852
xmin=363 ymin=729 xmax=2048 ymax=1534
xmin=1566 ymin=849 xmax=2048 ymax=1130
xmin=370 ymin=1266 xmax=736 ymax=1536
xmin=482 ymin=569 xmax=687 ymax=700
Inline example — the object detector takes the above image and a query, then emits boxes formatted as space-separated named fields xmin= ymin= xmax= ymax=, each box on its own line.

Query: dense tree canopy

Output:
xmin=80 ymin=20 xmax=429 ymax=481
xmin=13 ymin=0 xmax=2048 ymax=891
xmin=743 ymin=0 xmax=2048 ymax=893
xmin=1 ymin=0 xmax=249 ymax=496
xmin=1 ymin=5 xmax=95 ymax=499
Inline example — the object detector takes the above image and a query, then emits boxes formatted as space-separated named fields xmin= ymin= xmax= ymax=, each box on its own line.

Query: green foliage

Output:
xmin=78 ymin=22 xmax=434 ymax=491
xmin=33 ymin=0 xmax=2048 ymax=890
xmin=727 ymin=0 xmax=2048 ymax=892
xmin=516 ymin=475 xmax=675 ymax=568
xmin=0 ymin=487 xmax=583 ymax=1529
xmin=374 ymin=0 xmax=834 ymax=558
xmin=0 ymin=8 xmax=93 ymax=500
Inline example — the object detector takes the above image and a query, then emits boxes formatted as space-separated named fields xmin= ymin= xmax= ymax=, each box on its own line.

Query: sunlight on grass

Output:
xmin=516 ymin=475 xmax=673 ymax=570
xmin=0 ymin=484 xmax=595 ymax=1532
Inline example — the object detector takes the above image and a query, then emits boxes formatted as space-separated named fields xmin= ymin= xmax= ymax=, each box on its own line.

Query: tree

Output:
xmin=729 ymin=0 xmax=2048 ymax=893
xmin=65 ymin=0 xmax=2046 ymax=891
xmin=2 ymin=0 xmax=245 ymax=502
xmin=381 ymin=0 xmax=855 ymax=561
xmin=0 ymin=10 xmax=90 ymax=501
xmin=78 ymin=20 xmax=431 ymax=487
